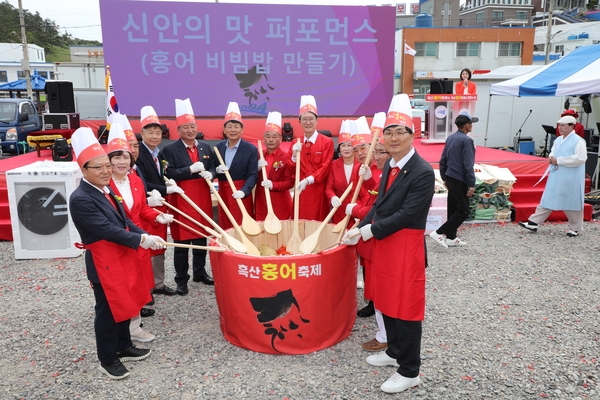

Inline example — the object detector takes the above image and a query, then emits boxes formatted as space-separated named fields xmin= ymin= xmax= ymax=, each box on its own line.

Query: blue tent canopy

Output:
xmin=490 ymin=44 xmax=600 ymax=97
xmin=0 ymin=69 xmax=46 ymax=91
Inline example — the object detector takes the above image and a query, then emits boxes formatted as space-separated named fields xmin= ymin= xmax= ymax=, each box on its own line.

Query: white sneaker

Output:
xmin=428 ymin=231 xmax=448 ymax=248
xmin=446 ymin=237 xmax=467 ymax=246
xmin=366 ymin=350 xmax=399 ymax=367
xmin=380 ymin=372 xmax=421 ymax=393
xmin=130 ymin=327 xmax=155 ymax=343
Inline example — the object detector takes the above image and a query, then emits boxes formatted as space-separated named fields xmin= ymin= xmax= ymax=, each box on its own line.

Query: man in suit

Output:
xmin=290 ymin=95 xmax=334 ymax=221
xmin=162 ymin=98 xmax=216 ymax=295
xmin=255 ymin=111 xmax=294 ymax=221
xmin=343 ymin=94 xmax=434 ymax=394
xmin=214 ymin=102 xmax=258 ymax=230
xmin=135 ymin=106 xmax=177 ymax=296
xmin=69 ymin=127 xmax=165 ymax=380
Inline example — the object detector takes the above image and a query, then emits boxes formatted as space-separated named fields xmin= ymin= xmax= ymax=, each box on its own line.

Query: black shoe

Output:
xmin=193 ymin=275 xmax=214 ymax=285
xmin=140 ymin=308 xmax=155 ymax=318
xmin=99 ymin=359 xmax=130 ymax=379
xmin=518 ymin=221 xmax=538 ymax=232
xmin=116 ymin=345 xmax=151 ymax=362
xmin=152 ymin=285 xmax=177 ymax=296
xmin=357 ymin=301 xmax=375 ymax=318
xmin=146 ymin=293 xmax=155 ymax=306
xmin=176 ymin=282 xmax=188 ymax=295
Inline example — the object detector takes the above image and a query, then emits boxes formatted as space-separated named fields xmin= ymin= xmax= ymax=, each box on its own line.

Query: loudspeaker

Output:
xmin=45 ymin=81 xmax=75 ymax=113
xmin=6 ymin=161 xmax=83 ymax=259
xmin=429 ymin=80 xmax=453 ymax=94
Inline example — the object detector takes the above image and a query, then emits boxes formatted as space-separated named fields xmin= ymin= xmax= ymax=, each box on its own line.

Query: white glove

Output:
xmin=190 ymin=161 xmax=205 ymax=174
xmin=232 ymin=190 xmax=245 ymax=199
xmin=359 ymin=165 xmax=372 ymax=181
xmin=261 ymin=180 xmax=273 ymax=190
xmin=146 ymin=189 xmax=164 ymax=207
xmin=140 ymin=234 xmax=167 ymax=250
xmin=166 ymin=185 xmax=184 ymax=195
xmin=200 ymin=171 xmax=213 ymax=180
xmin=359 ymin=224 xmax=374 ymax=241
xmin=296 ymin=178 xmax=309 ymax=193
xmin=341 ymin=228 xmax=361 ymax=245
xmin=156 ymin=213 xmax=174 ymax=224
xmin=258 ymin=159 xmax=268 ymax=168
xmin=216 ymin=165 xmax=229 ymax=174
xmin=331 ymin=196 xmax=342 ymax=208
xmin=292 ymin=142 xmax=302 ymax=153
xmin=345 ymin=203 xmax=356 ymax=216
xmin=165 ymin=178 xmax=177 ymax=187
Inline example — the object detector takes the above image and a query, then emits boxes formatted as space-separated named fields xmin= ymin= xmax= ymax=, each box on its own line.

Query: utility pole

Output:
xmin=544 ymin=0 xmax=555 ymax=65
xmin=18 ymin=0 xmax=33 ymax=100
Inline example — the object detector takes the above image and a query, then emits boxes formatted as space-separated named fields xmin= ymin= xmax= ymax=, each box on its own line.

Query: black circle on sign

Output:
xmin=17 ymin=187 xmax=68 ymax=235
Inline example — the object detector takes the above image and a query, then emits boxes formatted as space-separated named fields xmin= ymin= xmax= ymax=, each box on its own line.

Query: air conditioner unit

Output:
xmin=6 ymin=161 xmax=83 ymax=259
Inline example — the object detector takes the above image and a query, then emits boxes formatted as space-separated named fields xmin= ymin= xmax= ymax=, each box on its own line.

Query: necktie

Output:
xmin=104 ymin=192 xmax=118 ymax=210
xmin=385 ymin=167 xmax=400 ymax=191
xmin=187 ymin=146 xmax=198 ymax=163
xmin=304 ymin=141 xmax=312 ymax=157
xmin=153 ymin=156 xmax=160 ymax=172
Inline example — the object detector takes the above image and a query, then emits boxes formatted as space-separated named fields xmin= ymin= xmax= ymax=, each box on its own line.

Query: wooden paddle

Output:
xmin=257 ymin=140 xmax=282 ymax=235
xmin=162 ymin=177 xmax=247 ymax=254
xmin=155 ymin=201 xmax=221 ymax=239
xmin=163 ymin=242 xmax=226 ymax=252
xmin=180 ymin=191 xmax=252 ymax=255
xmin=286 ymin=138 xmax=303 ymax=254
xmin=332 ymin=128 xmax=381 ymax=236
xmin=196 ymin=173 xmax=261 ymax=257
xmin=151 ymin=207 xmax=223 ymax=243
xmin=299 ymin=181 xmax=354 ymax=254
xmin=318 ymin=221 xmax=361 ymax=253
xmin=213 ymin=146 xmax=262 ymax=236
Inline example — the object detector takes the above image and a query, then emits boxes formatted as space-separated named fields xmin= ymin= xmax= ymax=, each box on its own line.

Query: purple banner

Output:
xmin=99 ymin=0 xmax=395 ymax=117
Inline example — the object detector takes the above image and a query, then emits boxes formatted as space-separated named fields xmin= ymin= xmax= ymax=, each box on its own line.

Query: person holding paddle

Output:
xmin=325 ymin=120 xmax=361 ymax=224
xmin=162 ymin=98 xmax=217 ymax=295
xmin=290 ymin=95 xmax=334 ymax=221
xmin=214 ymin=102 xmax=259 ymax=230
xmin=342 ymin=94 xmax=434 ymax=394
xmin=255 ymin=111 xmax=294 ymax=221
xmin=69 ymin=127 xmax=163 ymax=380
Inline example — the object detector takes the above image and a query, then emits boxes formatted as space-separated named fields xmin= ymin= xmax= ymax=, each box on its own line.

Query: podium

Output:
xmin=422 ymin=94 xmax=477 ymax=144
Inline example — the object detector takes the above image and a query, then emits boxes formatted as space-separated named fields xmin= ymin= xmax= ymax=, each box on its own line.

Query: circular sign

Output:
xmin=17 ymin=187 xmax=68 ymax=235
xmin=434 ymin=105 xmax=447 ymax=119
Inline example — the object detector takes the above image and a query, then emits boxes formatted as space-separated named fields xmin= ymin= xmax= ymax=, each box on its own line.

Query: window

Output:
xmin=0 ymin=71 xmax=7 ymax=82
xmin=20 ymin=102 xmax=34 ymax=117
xmin=476 ymin=12 xmax=484 ymax=23
xmin=17 ymin=71 xmax=26 ymax=79
xmin=415 ymin=42 xmax=438 ymax=57
xmin=492 ymin=10 xmax=504 ymax=21
xmin=516 ymin=11 xmax=527 ymax=20
xmin=498 ymin=42 xmax=522 ymax=56
xmin=554 ymin=44 xmax=564 ymax=54
xmin=456 ymin=42 xmax=480 ymax=57
xmin=37 ymin=71 xmax=48 ymax=78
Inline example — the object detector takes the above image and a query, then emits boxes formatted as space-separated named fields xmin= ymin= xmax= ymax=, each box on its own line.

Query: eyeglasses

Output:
xmin=85 ymin=164 xmax=113 ymax=172
xmin=300 ymin=117 xmax=316 ymax=123
xmin=383 ymin=131 xmax=410 ymax=138
xmin=373 ymin=151 xmax=389 ymax=156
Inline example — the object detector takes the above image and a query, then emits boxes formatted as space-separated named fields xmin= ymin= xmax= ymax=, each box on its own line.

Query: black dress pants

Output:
xmin=92 ymin=282 xmax=132 ymax=364
xmin=173 ymin=238 xmax=208 ymax=284
xmin=436 ymin=176 xmax=470 ymax=240
xmin=383 ymin=314 xmax=422 ymax=378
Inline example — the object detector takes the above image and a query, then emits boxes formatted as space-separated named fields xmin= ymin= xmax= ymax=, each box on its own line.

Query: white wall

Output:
xmin=53 ymin=63 xmax=105 ymax=89
xmin=0 ymin=43 xmax=45 ymax=62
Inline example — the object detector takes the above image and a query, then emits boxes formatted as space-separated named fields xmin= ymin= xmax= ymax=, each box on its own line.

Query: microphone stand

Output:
xmin=514 ymin=109 xmax=533 ymax=152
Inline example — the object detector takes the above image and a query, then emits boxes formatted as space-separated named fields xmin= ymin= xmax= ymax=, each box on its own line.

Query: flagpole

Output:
xmin=401 ymin=40 xmax=406 ymax=94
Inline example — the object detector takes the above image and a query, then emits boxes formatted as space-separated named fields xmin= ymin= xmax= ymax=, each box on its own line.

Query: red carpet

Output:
xmin=0 ymin=138 xmax=584 ymax=242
